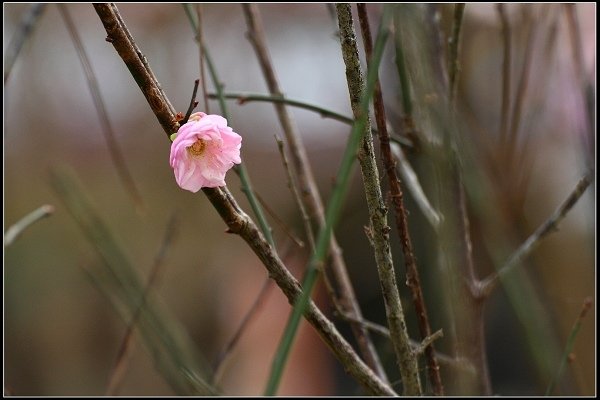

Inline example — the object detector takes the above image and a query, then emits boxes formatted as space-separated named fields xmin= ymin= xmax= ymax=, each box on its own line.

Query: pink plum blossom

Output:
xmin=170 ymin=112 xmax=242 ymax=192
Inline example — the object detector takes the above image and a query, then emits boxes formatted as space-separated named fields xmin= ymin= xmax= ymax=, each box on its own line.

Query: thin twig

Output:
xmin=182 ymin=4 xmax=275 ymax=247
xmin=241 ymin=3 xmax=389 ymax=383
xmin=275 ymin=136 xmax=315 ymax=252
xmin=209 ymin=92 xmax=413 ymax=148
xmin=59 ymin=4 xmax=145 ymax=213
xmin=93 ymin=4 xmax=395 ymax=395
xmin=496 ymin=4 xmax=512 ymax=145
xmin=337 ymin=4 xmax=421 ymax=395
xmin=546 ymin=297 xmax=593 ymax=395
xmin=4 ymin=205 xmax=54 ymax=246
xmin=480 ymin=172 xmax=594 ymax=296
xmin=4 ymin=4 xmax=47 ymax=84
xmin=506 ymin=5 xmax=538 ymax=157
xmin=276 ymin=136 xmax=349 ymax=333
xmin=182 ymin=79 xmax=200 ymax=123
xmin=94 ymin=4 xmax=179 ymax=138
xmin=337 ymin=312 xmax=471 ymax=372
xmin=253 ymin=191 xmax=305 ymax=248
xmin=564 ymin=4 xmax=595 ymax=165
xmin=212 ymin=92 xmax=438 ymax=228
xmin=448 ymin=4 xmax=466 ymax=104
xmin=391 ymin=143 xmax=442 ymax=229
xmin=106 ymin=213 xmax=179 ymax=395
xmin=357 ymin=3 xmax=442 ymax=395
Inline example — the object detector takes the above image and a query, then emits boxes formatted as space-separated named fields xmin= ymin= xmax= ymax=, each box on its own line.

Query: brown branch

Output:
xmin=241 ymin=3 xmax=388 ymax=382
xmin=336 ymin=3 xmax=421 ymax=395
xmin=357 ymin=3 xmax=443 ymax=395
xmin=480 ymin=172 xmax=593 ymax=297
xmin=202 ymin=187 xmax=396 ymax=395
xmin=93 ymin=3 xmax=179 ymax=139
xmin=275 ymin=136 xmax=315 ymax=252
xmin=93 ymin=3 xmax=395 ymax=395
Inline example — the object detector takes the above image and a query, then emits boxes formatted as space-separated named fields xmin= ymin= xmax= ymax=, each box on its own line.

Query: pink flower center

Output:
xmin=187 ymin=139 xmax=207 ymax=157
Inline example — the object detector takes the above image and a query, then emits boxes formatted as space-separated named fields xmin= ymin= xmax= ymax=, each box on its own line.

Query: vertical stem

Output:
xmin=336 ymin=4 xmax=421 ymax=395
xmin=448 ymin=4 xmax=466 ymax=103
xmin=507 ymin=6 xmax=537 ymax=157
xmin=242 ymin=3 xmax=388 ymax=382
xmin=357 ymin=3 xmax=444 ymax=395
xmin=183 ymin=3 xmax=275 ymax=246
xmin=94 ymin=4 xmax=395 ymax=394
xmin=496 ymin=3 xmax=512 ymax=145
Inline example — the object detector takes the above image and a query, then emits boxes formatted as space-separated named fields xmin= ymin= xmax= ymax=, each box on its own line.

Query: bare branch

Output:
xmin=480 ymin=172 xmax=593 ymax=297
xmin=357 ymin=3 xmax=442 ymax=395
xmin=241 ymin=3 xmax=388 ymax=381
xmin=336 ymin=3 xmax=421 ymax=395
xmin=93 ymin=4 xmax=395 ymax=395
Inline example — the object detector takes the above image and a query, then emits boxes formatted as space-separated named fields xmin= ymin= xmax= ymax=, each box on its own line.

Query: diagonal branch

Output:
xmin=241 ymin=3 xmax=388 ymax=383
xmin=93 ymin=3 xmax=395 ymax=395
xmin=336 ymin=3 xmax=421 ymax=395
xmin=480 ymin=172 xmax=593 ymax=297
xmin=357 ymin=3 xmax=443 ymax=395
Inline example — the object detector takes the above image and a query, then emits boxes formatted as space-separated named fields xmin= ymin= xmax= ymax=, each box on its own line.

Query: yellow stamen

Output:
xmin=188 ymin=139 xmax=206 ymax=156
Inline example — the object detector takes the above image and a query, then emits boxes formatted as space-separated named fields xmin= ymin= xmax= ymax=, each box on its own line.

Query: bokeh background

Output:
xmin=4 ymin=3 xmax=595 ymax=396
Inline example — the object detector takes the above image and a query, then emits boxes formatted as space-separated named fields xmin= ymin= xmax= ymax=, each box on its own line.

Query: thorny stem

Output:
xmin=241 ymin=3 xmax=389 ymax=384
xmin=336 ymin=4 xmax=421 ymax=395
xmin=93 ymin=3 xmax=395 ymax=396
xmin=357 ymin=4 xmax=443 ymax=395
xmin=480 ymin=172 xmax=593 ymax=297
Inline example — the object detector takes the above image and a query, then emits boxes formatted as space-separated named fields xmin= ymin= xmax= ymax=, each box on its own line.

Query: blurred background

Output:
xmin=4 ymin=3 xmax=595 ymax=396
